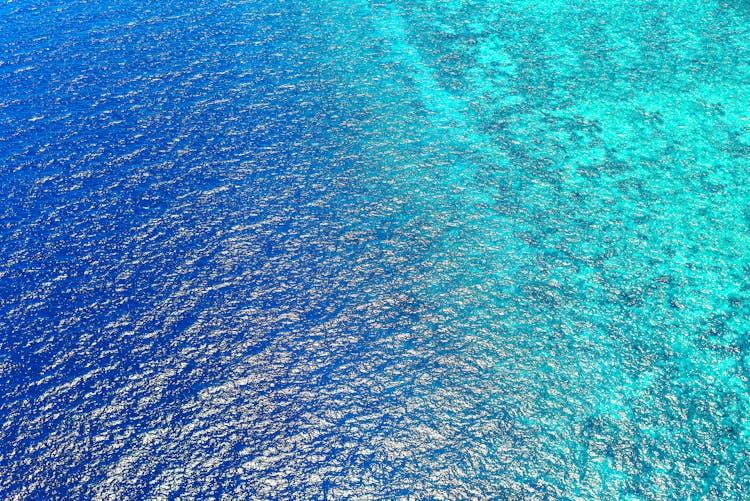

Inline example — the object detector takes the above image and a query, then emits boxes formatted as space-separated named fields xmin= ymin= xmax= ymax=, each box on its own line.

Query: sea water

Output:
xmin=1 ymin=0 xmax=749 ymax=498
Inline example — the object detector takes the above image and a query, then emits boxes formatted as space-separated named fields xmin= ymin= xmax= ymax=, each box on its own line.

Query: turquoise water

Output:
xmin=1 ymin=0 xmax=749 ymax=498
xmin=310 ymin=0 xmax=750 ymax=497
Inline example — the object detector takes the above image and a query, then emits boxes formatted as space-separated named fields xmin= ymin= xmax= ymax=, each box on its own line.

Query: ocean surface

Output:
xmin=1 ymin=0 xmax=750 ymax=498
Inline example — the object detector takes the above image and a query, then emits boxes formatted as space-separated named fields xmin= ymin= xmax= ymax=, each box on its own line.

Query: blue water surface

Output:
xmin=2 ymin=0 xmax=750 ymax=498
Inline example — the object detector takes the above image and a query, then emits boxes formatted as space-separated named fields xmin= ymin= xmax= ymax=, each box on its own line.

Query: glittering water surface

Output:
xmin=2 ymin=0 xmax=750 ymax=499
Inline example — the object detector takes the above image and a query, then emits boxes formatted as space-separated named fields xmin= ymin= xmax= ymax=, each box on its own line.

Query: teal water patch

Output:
xmin=312 ymin=0 xmax=750 ymax=497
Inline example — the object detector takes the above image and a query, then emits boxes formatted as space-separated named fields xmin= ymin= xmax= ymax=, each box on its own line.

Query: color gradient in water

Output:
xmin=1 ymin=0 xmax=749 ymax=498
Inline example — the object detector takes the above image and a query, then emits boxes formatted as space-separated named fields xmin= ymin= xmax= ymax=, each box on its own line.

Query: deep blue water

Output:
xmin=2 ymin=0 xmax=750 ymax=499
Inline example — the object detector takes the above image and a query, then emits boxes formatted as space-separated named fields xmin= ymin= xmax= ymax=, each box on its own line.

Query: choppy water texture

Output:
xmin=1 ymin=0 xmax=750 ymax=499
